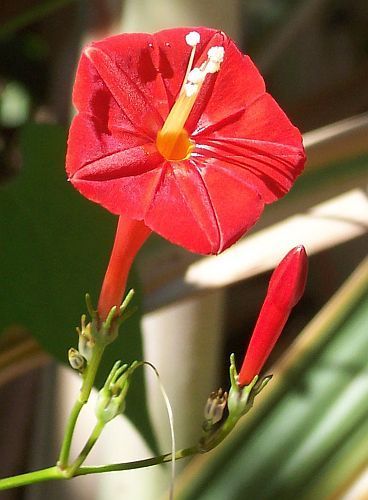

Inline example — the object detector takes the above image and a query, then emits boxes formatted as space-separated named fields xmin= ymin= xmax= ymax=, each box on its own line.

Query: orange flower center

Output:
xmin=156 ymin=128 xmax=194 ymax=161
xmin=155 ymin=31 xmax=224 ymax=162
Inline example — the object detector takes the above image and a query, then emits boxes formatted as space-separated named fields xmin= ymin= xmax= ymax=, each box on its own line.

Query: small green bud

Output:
xmin=95 ymin=360 xmax=138 ymax=423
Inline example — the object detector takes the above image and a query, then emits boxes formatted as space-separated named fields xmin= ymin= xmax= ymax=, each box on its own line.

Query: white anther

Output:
xmin=206 ymin=60 xmax=221 ymax=74
xmin=184 ymin=83 xmax=199 ymax=97
xmin=185 ymin=31 xmax=201 ymax=47
xmin=187 ymin=67 xmax=206 ymax=84
xmin=207 ymin=46 xmax=225 ymax=63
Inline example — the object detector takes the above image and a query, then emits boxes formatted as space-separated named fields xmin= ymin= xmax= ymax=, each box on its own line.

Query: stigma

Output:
xmin=156 ymin=32 xmax=225 ymax=162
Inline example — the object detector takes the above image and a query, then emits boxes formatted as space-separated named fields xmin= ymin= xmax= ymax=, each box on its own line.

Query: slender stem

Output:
xmin=77 ymin=446 xmax=199 ymax=475
xmin=80 ymin=343 xmax=105 ymax=403
xmin=0 ymin=446 xmax=199 ymax=490
xmin=66 ymin=421 xmax=105 ymax=477
xmin=200 ymin=417 xmax=238 ymax=453
xmin=0 ymin=467 xmax=63 ymax=490
xmin=58 ymin=342 xmax=105 ymax=468
xmin=57 ymin=399 xmax=84 ymax=469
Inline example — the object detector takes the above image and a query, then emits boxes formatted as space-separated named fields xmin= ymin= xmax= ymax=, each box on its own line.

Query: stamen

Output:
xmin=181 ymin=31 xmax=201 ymax=95
xmin=187 ymin=68 xmax=206 ymax=84
xmin=184 ymin=83 xmax=199 ymax=97
xmin=185 ymin=31 xmax=201 ymax=47
xmin=156 ymin=33 xmax=225 ymax=161
xmin=207 ymin=46 xmax=225 ymax=63
xmin=206 ymin=46 xmax=225 ymax=74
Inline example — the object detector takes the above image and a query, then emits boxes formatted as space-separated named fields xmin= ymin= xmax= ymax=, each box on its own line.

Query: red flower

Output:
xmin=66 ymin=27 xmax=305 ymax=255
xmin=238 ymin=246 xmax=308 ymax=386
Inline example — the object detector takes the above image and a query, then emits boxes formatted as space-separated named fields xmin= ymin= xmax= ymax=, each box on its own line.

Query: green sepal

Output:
xmin=228 ymin=353 xmax=272 ymax=418
xmin=95 ymin=360 xmax=140 ymax=424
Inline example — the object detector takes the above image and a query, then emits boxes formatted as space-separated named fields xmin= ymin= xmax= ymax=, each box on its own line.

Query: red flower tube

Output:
xmin=66 ymin=27 xmax=305 ymax=255
xmin=97 ymin=215 xmax=151 ymax=319
xmin=238 ymin=246 xmax=308 ymax=386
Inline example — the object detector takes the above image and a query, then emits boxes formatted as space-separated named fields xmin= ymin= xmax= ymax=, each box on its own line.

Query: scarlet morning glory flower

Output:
xmin=238 ymin=245 xmax=308 ymax=386
xmin=66 ymin=27 xmax=305 ymax=255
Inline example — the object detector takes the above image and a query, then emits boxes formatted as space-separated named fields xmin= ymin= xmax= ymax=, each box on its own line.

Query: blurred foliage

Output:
xmin=0 ymin=0 xmax=76 ymax=40
xmin=0 ymin=122 xmax=155 ymax=450
xmin=0 ymin=81 xmax=30 ymax=127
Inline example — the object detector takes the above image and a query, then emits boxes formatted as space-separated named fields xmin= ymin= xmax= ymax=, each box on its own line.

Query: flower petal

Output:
xmin=188 ymin=40 xmax=266 ymax=134
xmin=66 ymin=112 xmax=149 ymax=178
xmin=70 ymin=150 xmax=164 ymax=221
xmin=198 ymin=159 xmax=264 ymax=252
xmin=194 ymin=93 xmax=305 ymax=203
xmin=145 ymin=163 xmax=221 ymax=254
xmin=80 ymin=42 xmax=164 ymax=138
xmin=145 ymin=159 xmax=264 ymax=254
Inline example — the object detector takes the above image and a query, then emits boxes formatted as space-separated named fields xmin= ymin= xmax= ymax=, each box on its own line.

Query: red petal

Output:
xmin=189 ymin=44 xmax=266 ymax=134
xmin=145 ymin=158 xmax=263 ymax=254
xmin=194 ymin=94 xmax=305 ymax=203
xmin=66 ymin=112 xmax=148 ymax=178
xmin=145 ymin=163 xmax=220 ymax=254
xmin=80 ymin=43 xmax=163 ymax=138
xmin=72 ymin=27 xmax=224 ymax=138
xmin=198 ymin=159 xmax=264 ymax=252
xmin=70 ymin=156 xmax=165 ymax=221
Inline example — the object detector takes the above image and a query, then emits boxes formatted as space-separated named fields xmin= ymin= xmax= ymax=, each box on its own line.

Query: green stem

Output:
xmin=80 ymin=343 xmax=106 ymax=403
xmin=0 ymin=446 xmax=199 ymax=490
xmin=0 ymin=467 xmax=63 ymax=490
xmin=77 ymin=445 xmax=199 ymax=475
xmin=57 ymin=399 xmax=84 ymax=469
xmin=66 ymin=421 xmax=105 ymax=477
xmin=200 ymin=417 xmax=238 ymax=452
xmin=58 ymin=342 xmax=105 ymax=468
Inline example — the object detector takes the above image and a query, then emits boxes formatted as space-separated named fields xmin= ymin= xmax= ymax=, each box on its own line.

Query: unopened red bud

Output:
xmin=238 ymin=246 xmax=308 ymax=386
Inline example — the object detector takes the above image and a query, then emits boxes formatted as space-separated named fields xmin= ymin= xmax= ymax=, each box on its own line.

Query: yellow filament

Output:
xmin=156 ymin=92 xmax=197 ymax=160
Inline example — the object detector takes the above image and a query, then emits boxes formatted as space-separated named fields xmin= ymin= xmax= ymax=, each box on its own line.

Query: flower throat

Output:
xmin=156 ymin=31 xmax=224 ymax=161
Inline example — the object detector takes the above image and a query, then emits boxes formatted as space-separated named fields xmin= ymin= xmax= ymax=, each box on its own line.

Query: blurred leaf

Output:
xmin=0 ymin=0 xmax=76 ymax=39
xmin=0 ymin=123 xmax=155 ymax=450
xmin=178 ymin=258 xmax=368 ymax=500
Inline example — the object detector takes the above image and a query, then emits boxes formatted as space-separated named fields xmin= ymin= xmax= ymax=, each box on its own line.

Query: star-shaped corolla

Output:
xmin=67 ymin=27 xmax=305 ymax=255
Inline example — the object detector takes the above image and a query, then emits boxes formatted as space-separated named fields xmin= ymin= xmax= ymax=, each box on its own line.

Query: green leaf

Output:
xmin=0 ymin=123 xmax=155 ymax=450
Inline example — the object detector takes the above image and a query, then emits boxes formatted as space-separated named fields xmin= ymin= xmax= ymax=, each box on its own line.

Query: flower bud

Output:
xmin=95 ymin=360 xmax=137 ymax=423
xmin=68 ymin=348 xmax=86 ymax=372
xmin=203 ymin=388 xmax=228 ymax=432
xmin=238 ymin=246 xmax=308 ymax=386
